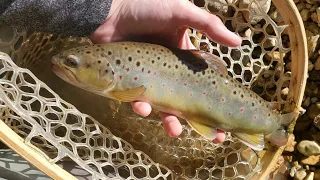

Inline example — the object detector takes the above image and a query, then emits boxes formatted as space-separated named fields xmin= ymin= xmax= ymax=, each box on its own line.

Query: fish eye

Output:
xmin=65 ymin=55 xmax=79 ymax=68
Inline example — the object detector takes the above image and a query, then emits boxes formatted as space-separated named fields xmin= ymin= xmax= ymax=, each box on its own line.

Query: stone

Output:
xmin=311 ymin=97 xmax=318 ymax=103
xmin=239 ymin=0 xmax=271 ymax=25
xmin=263 ymin=37 xmax=276 ymax=49
xmin=311 ymin=12 xmax=318 ymax=23
xmin=304 ymin=172 xmax=314 ymax=180
xmin=207 ymin=0 xmax=229 ymax=14
xmin=308 ymin=60 xmax=314 ymax=71
xmin=265 ymin=51 xmax=286 ymax=61
xmin=300 ymin=9 xmax=311 ymax=22
xmin=308 ymin=104 xmax=320 ymax=119
xmin=296 ymin=3 xmax=306 ymax=11
xmin=301 ymin=155 xmax=320 ymax=165
xmin=244 ymin=28 xmax=252 ymax=37
xmin=314 ymin=115 xmax=320 ymax=130
xmin=270 ymin=10 xmax=283 ymax=23
xmin=297 ymin=140 xmax=320 ymax=156
xmin=302 ymin=96 xmax=311 ymax=108
xmin=294 ymin=170 xmax=307 ymax=180
xmin=281 ymin=87 xmax=289 ymax=96
xmin=306 ymin=30 xmax=320 ymax=58
xmin=314 ymin=57 xmax=320 ymax=70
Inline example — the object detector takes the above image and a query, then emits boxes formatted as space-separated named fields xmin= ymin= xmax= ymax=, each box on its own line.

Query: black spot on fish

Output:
xmin=137 ymin=50 xmax=140 ymax=53
xmin=86 ymin=64 xmax=91 ymax=68
xmin=125 ymin=47 xmax=128 ymax=50
xmin=168 ymin=65 xmax=171 ymax=69
xmin=108 ymin=51 xmax=112 ymax=55
xmin=105 ymin=70 xmax=109 ymax=73
xmin=136 ymin=62 xmax=140 ymax=67
xmin=211 ymin=70 xmax=214 ymax=73
xmin=233 ymin=91 xmax=237 ymax=94
xmin=116 ymin=60 xmax=121 ymax=65
xmin=98 ymin=60 xmax=101 ymax=64
xmin=163 ymin=63 xmax=167 ymax=67
xmin=141 ymin=68 xmax=144 ymax=72
xmin=128 ymin=57 xmax=132 ymax=61
xmin=112 ymin=71 xmax=114 ymax=75
xmin=151 ymin=60 xmax=155 ymax=64
xmin=268 ymin=113 xmax=271 ymax=116
xmin=157 ymin=57 xmax=161 ymax=60
xmin=241 ymin=94 xmax=244 ymax=98
xmin=252 ymin=103 xmax=254 ymax=106
xmin=86 ymin=51 xmax=91 ymax=54
xmin=202 ymin=71 xmax=205 ymax=75
xmin=96 ymin=49 xmax=100 ymax=52
xmin=175 ymin=65 xmax=178 ymax=69
xmin=146 ymin=51 xmax=149 ymax=54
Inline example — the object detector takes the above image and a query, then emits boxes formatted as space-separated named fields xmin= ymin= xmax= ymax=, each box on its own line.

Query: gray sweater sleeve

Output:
xmin=0 ymin=0 xmax=112 ymax=37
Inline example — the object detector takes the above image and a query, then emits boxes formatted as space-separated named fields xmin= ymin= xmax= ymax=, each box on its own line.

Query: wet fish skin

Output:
xmin=51 ymin=41 xmax=297 ymax=150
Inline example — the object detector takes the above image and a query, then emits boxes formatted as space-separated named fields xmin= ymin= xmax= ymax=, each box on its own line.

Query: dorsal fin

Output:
xmin=190 ymin=50 xmax=228 ymax=75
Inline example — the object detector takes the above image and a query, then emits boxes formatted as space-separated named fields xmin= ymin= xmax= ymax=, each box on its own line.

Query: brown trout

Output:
xmin=51 ymin=41 xmax=298 ymax=151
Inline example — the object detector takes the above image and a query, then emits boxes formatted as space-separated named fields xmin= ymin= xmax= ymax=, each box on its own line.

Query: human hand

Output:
xmin=89 ymin=0 xmax=242 ymax=143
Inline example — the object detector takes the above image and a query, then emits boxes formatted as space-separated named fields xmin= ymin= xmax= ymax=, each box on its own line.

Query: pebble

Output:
xmin=244 ymin=28 xmax=252 ymax=37
xmin=301 ymin=155 xmax=320 ymax=165
xmin=239 ymin=0 xmax=271 ymax=25
xmin=307 ymin=104 xmax=320 ymax=120
xmin=311 ymin=12 xmax=318 ymax=23
xmin=304 ymin=172 xmax=314 ymax=180
xmin=263 ymin=37 xmax=276 ymax=48
xmin=308 ymin=60 xmax=314 ymax=71
xmin=281 ymin=87 xmax=289 ymax=96
xmin=297 ymin=140 xmax=320 ymax=156
xmin=306 ymin=30 xmax=320 ymax=58
xmin=314 ymin=57 xmax=320 ymax=70
xmin=311 ymin=97 xmax=318 ymax=103
xmin=296 ymin=3 xmax=306 ymax=11
xmin=265 ymin=51 xmax=286 ymax=61
xmin=300 ymin=9 xmax=311 ymax=21
xmin=314 ymin=115 xmax=320 ymax=130
xmin=294 ymin=170 xmax=307 ymax=180
xmin=302 ymin=96 xmax=311 ymax=108
xmin=270 ymin=10 xmax=283 ymax=23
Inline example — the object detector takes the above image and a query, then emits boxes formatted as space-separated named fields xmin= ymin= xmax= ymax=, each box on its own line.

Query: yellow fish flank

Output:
xmin=51 ymin=41 xmax=298 ymax=151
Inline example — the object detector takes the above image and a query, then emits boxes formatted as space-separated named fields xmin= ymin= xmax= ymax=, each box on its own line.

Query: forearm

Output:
xmin=0 ymin=0 xmax=112 ymax=37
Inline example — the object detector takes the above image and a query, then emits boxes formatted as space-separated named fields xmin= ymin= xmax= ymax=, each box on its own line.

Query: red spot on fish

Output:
xmin=184 ymin=83 xmax=187 ymax=86
xmin=221 ymin=98 xmax=225 ymax=102
xmin=154 ymin=72 xmax=157 ymax=76
xmin=150 ymin=85 xmax=153 ymax=88
xmin=196 ymin=80 xmax=199 ymax=83
xmin=122 ymin=65 xmax=125 ymax=68
xmin=261 ymin=118 xmax=264 ymax=121
xmin=212 ymin=81 xmax=216 ymax=85
xmin=170 ymin=90 xmax=173 ymax=93
xmin=228 ymin=112 xmax=231 ymax=115
xmin=176 ymin=78 xmax=179 ymax=82
xmin=240 ymin=108 xmax=244 ymax=112
xmin=208 ymin=107 xmax=211 ymax=109
xmin=254 ymin=116 xmax=257 ymax=119
xmin=119 ymin=76 xmax=122 ymax=80
xmin=134 ymin=77 xmax=138 ymax=80
xmin=190 ymin=94 xmax=193 ymax=96
xmin=126 ymin=68 xmax=129 ymax=72
xmin=162 ymin=84 xmax=165 ymax=87
xmin=148 ymin=70 xmax=151 ymax=74
xmin=203 ymin=92 xmax=206 ymax=95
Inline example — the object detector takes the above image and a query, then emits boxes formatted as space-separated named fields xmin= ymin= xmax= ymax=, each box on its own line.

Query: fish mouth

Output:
xmin=52 ymin=63 xmax=79 ymax=85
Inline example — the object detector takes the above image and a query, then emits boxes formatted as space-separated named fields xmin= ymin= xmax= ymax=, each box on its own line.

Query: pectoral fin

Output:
xmin=233 ymin=132 xmax=265 ymax=151
xmin=280 ymin=110 xmax=299 ymax=126
xmin=109 ymin=86 xmax=146 ymax=102
xmin=190 ymin=50 xmax=228 ymax=75
xmin=186 ymin=120 xmax=217 ymax=140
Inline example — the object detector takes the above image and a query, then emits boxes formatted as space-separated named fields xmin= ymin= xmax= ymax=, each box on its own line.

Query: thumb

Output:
xmin=173 ymin=0 xmax=242 ymax=47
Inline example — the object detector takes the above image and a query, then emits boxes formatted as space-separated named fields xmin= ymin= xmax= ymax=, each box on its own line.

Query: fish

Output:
xmin=51 ymin=41 xmax=298 ymax=151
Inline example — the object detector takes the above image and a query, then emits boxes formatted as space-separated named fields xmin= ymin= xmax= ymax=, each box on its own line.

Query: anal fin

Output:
xmin=233 ymin=132 xmax=265 ymax=151
xmin=186 ymin=120 xmax=217 ymax=140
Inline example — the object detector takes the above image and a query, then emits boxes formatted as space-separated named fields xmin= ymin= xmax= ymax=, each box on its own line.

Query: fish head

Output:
xmin=51 ymin=47 xmax=116 ymax=93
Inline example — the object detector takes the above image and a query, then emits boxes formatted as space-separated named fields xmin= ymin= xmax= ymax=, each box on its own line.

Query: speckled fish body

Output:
xmin=51 ymin=41 xmax=297 ymax=150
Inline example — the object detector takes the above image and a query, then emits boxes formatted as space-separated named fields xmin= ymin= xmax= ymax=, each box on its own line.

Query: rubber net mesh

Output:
xmin=0 ymin=0 xmax=291 ymax=179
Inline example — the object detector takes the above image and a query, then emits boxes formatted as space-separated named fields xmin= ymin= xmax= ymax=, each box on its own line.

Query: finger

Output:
xmin=177 ymin=30 xmax=197 ymax=50
xmin=159 ymin=112 xmax=183 ymax=137
xmin=174 ymin=0 xmax=242 ymax=47
xmin=212 ymin=129 xmax=226 ymax=143
xmin=131 ymin=101 xmax=152 ymax=117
